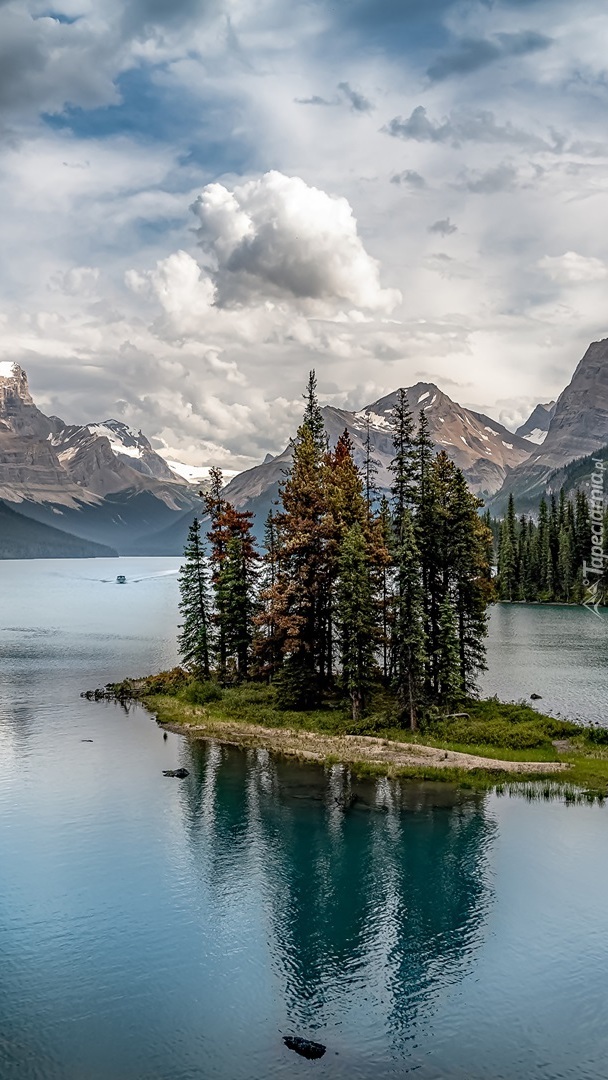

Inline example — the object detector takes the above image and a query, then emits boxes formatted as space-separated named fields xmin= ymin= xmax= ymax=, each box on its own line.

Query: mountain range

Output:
xmin=0 ymin=362 xmax=200 ymax=556
xmin=2 ymin=338 xmax=608 ymax=556
xmin=220 ymin=383 xmax=534 ymax=527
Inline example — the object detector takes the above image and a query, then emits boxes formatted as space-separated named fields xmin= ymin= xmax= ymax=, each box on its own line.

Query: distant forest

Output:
xmin=491 ymin=487 xmax=605 ymax=604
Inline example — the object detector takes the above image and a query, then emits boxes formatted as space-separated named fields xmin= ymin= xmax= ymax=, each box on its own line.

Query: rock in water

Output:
xmin=283 ymin=1036 xmax=326 ymax=1060
xmin=162 ymin=768 xmax=189 ymax=779
xmin=530 ymin=693 xmax=542 ymax=700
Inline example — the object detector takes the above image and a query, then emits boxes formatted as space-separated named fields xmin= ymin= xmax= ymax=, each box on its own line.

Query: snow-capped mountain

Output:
xmin=0 ymin=365 xmax=201 ymax=551
xmin=166 ymin=461 xmax=241 ymax=486
xmin=50 ymin=420 xmax=184 ymax=490
xmin=515 ymin=401 xmax=556 ymax=445
xmin=221 ymin=381 xmax=535 ymax=523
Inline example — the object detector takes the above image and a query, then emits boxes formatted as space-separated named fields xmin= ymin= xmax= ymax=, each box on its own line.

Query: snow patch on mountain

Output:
xmin=167 ymin=461 xmax=240 ymax=484
xmin=524 ymin=428 xmax=548 ymax=445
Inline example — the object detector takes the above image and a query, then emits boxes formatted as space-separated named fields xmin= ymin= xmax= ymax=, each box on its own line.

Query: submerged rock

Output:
xmin=162 ymin=768 xmax=189 ymax=779
xmin=283 ymin=1036 xmax=326 ymax=1060
xmin=333 ymin=793 xmax=358 ymax=812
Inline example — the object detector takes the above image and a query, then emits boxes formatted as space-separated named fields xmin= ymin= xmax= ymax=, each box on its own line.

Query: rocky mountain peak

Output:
xmin=0 ymin=363 xmax=60 ymax=439
xmin=488 ymin=336 xmax=608 ymax=513
xmin=0 ymin=363 xmax=34 ymax=407
xmin=515 ymin=401 xmax=556 ymax=445
xmin=521 ymin=338 xmax=608 ymax=471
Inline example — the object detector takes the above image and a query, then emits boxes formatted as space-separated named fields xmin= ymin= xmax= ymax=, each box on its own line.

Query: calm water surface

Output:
xmin=1 ymin=561 xmax=608 ymax=1080
xmin=484 ymin=602 xmax=608 ymax=724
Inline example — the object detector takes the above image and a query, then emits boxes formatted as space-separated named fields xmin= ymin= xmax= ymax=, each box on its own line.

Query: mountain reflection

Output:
xmin=179 ymin=740 xmax=495 ymax=1065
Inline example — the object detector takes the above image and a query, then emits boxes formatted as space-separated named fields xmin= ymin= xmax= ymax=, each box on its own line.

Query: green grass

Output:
xmin=107 ymin=671 xmax=608 ymax=800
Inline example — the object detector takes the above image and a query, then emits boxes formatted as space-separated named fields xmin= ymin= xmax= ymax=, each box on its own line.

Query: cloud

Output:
xmin=190 ymin=170 xmax=401 ymax=311
xmin=294 ymin=83 xmax=374 ymax=113
xmin=126 ymin=249 xmax=217 ymax=334
xmin=427 ymin=30 xmax=552 ymax=83
xmin=337 ymin=81 xmax=374 ymax=113
xmin=390 ymin=169 xmax=426 ymax=188
xmin=455 ymin=162 xmax=520 ymax=193
xmin=428 ymin=217 xmax=458 ymax=236
xmin=121 ymin=0 xmax=218 ymax=35
xmin=49 ymin=266 xmax=101 ymax=298
xmin=0 ymin=0 xmax=225 ymax=123
xmin=384 ymin=106 xmax=550 ymax=150
xmin=294 ymin=94 xmax=335 ymax=106
xmin=537 ymin=251 xmax=608 ymax=283
xmin=424 ymin=253 xmax=472 ymax=279
xmin=0 ymin=8 xmax=122 ymax=119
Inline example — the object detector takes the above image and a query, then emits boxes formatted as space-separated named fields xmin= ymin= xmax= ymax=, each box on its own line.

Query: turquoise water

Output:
xmin=483 ymin=602 xmax=608 ymax=725
xmin=1 ymin=561 xmax=608 ymax=1079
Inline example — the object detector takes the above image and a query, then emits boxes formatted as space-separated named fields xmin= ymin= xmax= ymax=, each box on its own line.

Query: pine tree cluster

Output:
xmin=495 ymin=489 xmax=602 ymax=603
xmin=178 ymin=373 xmax=492 ymax=725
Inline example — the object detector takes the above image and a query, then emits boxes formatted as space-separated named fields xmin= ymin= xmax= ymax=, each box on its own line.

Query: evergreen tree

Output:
xmin=203 ymin=468 xmax=229 ymax=681
xmin=392 ymin=509 xmax=427 ymax=729
xmin=218 ymin=509 xmax=258 ymax=681
xmin=414 ymin=408 xmax=437 ymax=661
xmin=436 ymin=594 xmax=462 ymax=707
xmin=336 ymin=524 xmax=377 ymax=721
xmin=389 ymin=388 xmax=416 ymax=523
xmin=270 ymin=389 xmax=328 ymax=706
xmin=449 ymin=469 xmax=489 ymax=694
xmin=376 ymin=495 xmax=394 ymax=681
xmin=363 ymin=412 xmax=380 ymax=510
xmin=537 ymin=497 xmax=551 ymax=599
xmin=254 ymin=509 xmax=283 ymax=680
xmin=177 ymin=517 xmax=212 ymax=679
xmin=497 ymin=494 xmax=518 ymax=601
xmin=322 ymin=430 xmax=368 ymax=683
xmin=303 ymin=370 xmax=327 ymax=454
xmin=558 ymin=525 xmax=574 ymax=602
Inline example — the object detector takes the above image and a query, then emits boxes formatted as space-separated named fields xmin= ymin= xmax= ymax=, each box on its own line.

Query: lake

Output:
xmin=1 ymin=559 xmax=608 ymax=1080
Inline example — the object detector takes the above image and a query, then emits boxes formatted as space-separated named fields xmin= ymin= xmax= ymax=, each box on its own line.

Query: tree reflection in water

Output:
xmin=179 ymin=740 xmax=495 ymax=1072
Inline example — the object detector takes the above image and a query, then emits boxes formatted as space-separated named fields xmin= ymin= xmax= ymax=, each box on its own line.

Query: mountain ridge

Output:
xmin=0 ymin=364 xmax=200 ymax=555
xmin=489 ymin=338 xmax=608 ymax=513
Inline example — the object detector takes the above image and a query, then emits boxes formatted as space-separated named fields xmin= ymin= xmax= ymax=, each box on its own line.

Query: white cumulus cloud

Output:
xmin=190 ymin=170 xmax=401 ymax=313
xmin=537 ymin=251 xmax=608 ymax=283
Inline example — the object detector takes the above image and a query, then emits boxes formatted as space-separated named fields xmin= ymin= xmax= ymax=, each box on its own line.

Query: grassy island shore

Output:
xmin=102 ymin=672 xmax=608 ymax=800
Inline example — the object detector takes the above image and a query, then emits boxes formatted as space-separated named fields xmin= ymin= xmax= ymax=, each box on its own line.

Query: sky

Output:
xmin=1 ymin=0 xmax=608 ymax=469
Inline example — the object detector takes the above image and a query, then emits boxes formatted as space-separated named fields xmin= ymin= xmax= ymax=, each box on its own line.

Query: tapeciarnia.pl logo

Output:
xmin=582 ymin=459 xmax=606 ymax=617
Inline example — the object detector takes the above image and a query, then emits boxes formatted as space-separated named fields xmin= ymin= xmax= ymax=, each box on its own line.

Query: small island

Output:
xmin=108 ymin=373 xmax=608 ymax=802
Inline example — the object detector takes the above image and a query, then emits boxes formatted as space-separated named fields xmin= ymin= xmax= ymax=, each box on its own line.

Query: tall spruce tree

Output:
xmin=254 ymin=509 xmax=283 ymax=680
xmin=392 ymin=508 xmax=426 ymax=729
xmin=389 ymin=388 xmax=416 ymax=523
xmin=449 ymin=468 xmax=490 ymax=694
xmin=376 ymin=494 xmax=394 ymax=681
xmin=203 ymin=468 xmax=229 ymax=681
xmin=271 ymin=381 xmax=328 ymax=706
xmin=363 ymin=412 xmax=380 ymax=510
xmin=178 ymin=517 xmax=212 ymax=679
xmin=436 ymin=594 xmax=462 ymax=707
xmin=336 ymin=523 xmax=377 ymax=721
xmin=498 ymin=494 xmax=518 ymax=601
